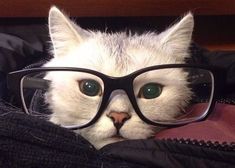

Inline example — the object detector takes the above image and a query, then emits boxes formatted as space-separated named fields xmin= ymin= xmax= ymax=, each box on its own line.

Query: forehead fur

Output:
xmin=46 ymin=31 xmax=189 ymax=77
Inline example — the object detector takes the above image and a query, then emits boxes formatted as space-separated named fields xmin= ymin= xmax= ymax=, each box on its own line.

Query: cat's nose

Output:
xmin=107 ymin=112 xmax=131 ymax=130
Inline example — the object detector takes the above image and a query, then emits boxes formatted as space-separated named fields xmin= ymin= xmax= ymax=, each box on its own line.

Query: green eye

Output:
xmin=79 ymin=79 xmax=101 ymax=97
xmin=139 ymin=83 xmax=162 ymax=99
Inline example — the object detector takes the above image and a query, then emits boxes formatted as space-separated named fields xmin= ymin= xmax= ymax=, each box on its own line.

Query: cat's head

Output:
xmin=44 ymin=6 xmax=194 ymax=149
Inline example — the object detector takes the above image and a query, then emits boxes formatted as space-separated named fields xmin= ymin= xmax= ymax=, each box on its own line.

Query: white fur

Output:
xmin=44 ymin=6 xmax=194 ymax=149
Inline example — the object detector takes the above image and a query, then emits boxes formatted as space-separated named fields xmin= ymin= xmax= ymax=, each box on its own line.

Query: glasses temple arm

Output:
xmin=23 ymin=77 xmax=51 ymax=90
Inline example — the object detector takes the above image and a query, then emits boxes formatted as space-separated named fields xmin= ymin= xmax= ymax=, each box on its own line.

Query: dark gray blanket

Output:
xmin=0 ymin=100 xmax=234 ymax=168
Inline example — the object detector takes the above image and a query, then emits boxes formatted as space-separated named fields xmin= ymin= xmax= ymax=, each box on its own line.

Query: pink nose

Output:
xmin=107 ymin=112 xmax=131 ymax=130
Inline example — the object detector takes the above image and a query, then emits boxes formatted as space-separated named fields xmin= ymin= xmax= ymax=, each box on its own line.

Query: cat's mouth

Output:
xmin=111 ymin=135 xmax=123 ymax=139
xmin=110 ymin=133 xmax=125 ymax=140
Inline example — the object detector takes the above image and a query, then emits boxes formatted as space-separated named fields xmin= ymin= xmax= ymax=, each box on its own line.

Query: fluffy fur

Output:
xmin=44 ymin=6 xmax=194 ymax=149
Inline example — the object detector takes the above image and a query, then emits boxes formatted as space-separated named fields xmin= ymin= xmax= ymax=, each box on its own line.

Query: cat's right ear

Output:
xmin=48 ymin=6 xmax=89 ymax=57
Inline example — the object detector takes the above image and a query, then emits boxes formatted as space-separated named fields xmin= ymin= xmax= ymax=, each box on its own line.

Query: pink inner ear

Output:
xmin=155 ymin=103 xmax=235 ymax=143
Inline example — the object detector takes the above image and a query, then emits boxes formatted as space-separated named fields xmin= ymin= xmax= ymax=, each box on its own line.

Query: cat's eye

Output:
xmin=79 ymin=79 xmax=101 ymax=97
xmin=139 ymin=83 xmax=162 ymax=99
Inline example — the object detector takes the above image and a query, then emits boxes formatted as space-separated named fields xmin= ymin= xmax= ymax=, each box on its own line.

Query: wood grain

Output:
xmin=0 ymin=0 xmax=235 ymax=17
xmin=0 ymin=1 xmax=234 ymax=51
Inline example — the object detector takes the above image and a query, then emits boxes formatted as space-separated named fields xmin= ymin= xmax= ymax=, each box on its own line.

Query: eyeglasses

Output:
xmin=7 ymin=64 xmax=225 ymax=129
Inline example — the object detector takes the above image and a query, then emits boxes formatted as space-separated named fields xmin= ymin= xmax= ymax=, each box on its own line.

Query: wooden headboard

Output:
xmin=0 ymin=0 xmax=235 ymax=50
xmin=1 ymin=0 xmax=235 ymax=17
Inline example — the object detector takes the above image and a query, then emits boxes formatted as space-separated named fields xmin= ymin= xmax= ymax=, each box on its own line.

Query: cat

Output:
xmin=43 ymin=6 xmax=194 ymax=149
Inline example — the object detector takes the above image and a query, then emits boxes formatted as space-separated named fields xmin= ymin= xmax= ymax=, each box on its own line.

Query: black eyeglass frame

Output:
xmin=7 ymin=64 xmax=226 ymax=129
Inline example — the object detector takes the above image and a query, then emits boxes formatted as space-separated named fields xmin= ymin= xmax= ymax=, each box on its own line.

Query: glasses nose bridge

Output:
xmin=109 ymin=76 xmax=132 ymax=92
xmin=106 ymin=77 xmax=135 ymax=109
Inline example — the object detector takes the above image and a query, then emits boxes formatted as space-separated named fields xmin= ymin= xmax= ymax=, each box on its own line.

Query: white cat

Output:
xmin=44 ymin=6 xmax=194 ymax=149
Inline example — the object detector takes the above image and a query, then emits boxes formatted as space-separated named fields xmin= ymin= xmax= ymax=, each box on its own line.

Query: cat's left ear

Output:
xmin=158 ymin=13 xmax=194 ymax=61
xmin=48 ymin=6 xmax=90 ymax=57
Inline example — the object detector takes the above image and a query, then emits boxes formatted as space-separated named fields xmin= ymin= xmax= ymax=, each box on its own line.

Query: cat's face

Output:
xmin=44 ymin=7 xmax=194 ymax=149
